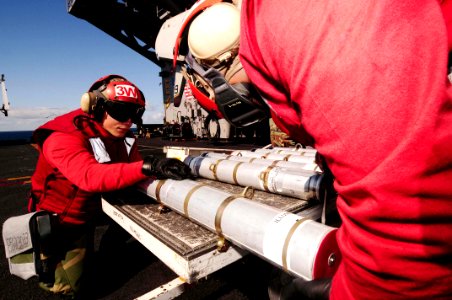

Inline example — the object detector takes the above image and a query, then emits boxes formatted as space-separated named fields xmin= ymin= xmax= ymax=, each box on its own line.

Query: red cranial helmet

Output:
xmin=80 ymin=74 xmax=146 ymax=123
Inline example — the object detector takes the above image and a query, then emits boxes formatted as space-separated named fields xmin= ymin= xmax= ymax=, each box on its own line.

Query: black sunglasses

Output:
xmin=104 ymin=101 xmax=144 ymax=123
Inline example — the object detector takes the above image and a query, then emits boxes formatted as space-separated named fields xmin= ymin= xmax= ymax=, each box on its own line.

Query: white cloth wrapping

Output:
xmin=2 ymin=211 xmax=43 ymax=280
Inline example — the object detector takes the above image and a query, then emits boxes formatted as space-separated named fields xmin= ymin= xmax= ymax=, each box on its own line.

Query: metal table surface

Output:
xmin=101 ymin=178 xmax=320 ymax=299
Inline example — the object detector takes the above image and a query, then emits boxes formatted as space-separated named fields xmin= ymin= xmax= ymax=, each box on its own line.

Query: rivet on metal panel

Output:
xmin=328 ymin=253 xmax=336 ymax=267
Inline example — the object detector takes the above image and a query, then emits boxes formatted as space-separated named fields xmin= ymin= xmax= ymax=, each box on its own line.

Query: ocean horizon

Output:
xmin=0 ymin=130 xmax=34 ymax=144
xmin=0 ymin=128 xmax=141 ymax=145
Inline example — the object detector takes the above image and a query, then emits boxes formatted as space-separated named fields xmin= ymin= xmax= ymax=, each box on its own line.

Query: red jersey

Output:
xmin=440 ymin=0 xmax=452 ymax=50
xmin=30 ymin=109 xmax=147 ymax=225
xmin=240 ymin=1 xmax=452 ymax=299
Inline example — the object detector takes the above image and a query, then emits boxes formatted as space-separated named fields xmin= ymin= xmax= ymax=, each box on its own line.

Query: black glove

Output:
xmin=268 ymin=270 xmax=332 ymax=300
xmin=142 ymin=155 xmax=191 ymax=180
xmin=281 ymin=278 xmax=332 ymax=300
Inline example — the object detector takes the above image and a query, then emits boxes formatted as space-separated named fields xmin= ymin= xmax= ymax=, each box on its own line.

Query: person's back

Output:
xmin=239 ymin=1 xmax=452 ymax=299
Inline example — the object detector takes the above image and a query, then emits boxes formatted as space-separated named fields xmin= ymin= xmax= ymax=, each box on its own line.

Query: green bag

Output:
xmin=2 ymin=211 xmax=52 ymax=280
xmin=3 ymin=211 xmax=87 ymax=299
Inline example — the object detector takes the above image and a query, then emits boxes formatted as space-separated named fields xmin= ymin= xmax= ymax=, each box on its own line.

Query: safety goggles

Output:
xmin=104 ymin=101 xmax=144 ymax=123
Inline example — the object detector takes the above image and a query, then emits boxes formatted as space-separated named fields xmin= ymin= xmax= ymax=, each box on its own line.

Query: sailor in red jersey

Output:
xmin=175 ymin=1 xmax=452 ymax=299
xmin=29 ymin=74 xmax=190 ymax=298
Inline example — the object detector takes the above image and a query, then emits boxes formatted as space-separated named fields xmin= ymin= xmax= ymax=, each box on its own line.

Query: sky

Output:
xmin=0 ymin=1 xmax=165 ymax=131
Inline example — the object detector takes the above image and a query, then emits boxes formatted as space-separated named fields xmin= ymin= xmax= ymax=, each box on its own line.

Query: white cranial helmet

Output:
xmin=188 ymin=2 xmax=240 ymax=64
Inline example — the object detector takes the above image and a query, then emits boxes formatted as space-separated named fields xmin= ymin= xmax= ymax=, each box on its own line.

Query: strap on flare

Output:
xmin=295 ymin=143 xmax=303 ymax=150
xmin=183 ymin=183 xmax=208 ymax=217
xmin=155 ymin=180 xmax=166 ymax=204
xmin=232 ymin=162 xmax=244 ymax=185
xmin=209 ymin=159 xmax=225 ymax=181
xmin=259 ymin=166 xmax=275 ymax=192
xmin=270 ymin=160 xmax=280 ymax=168
xmin=214 ymin=195 xmax=241 ymax=238
xmin=282 ymin=218 xmax=310 ymax=271
xmin=240 ymin=186 xmax=254 ymax=199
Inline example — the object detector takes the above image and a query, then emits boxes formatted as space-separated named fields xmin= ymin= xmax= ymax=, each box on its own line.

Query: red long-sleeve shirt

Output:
xmin=43 ymin=131 xmax=145 ymax=193
xmin=31 ymin=109 xmax=148 ymax=225
xmin=240 ymin=1 xmax=452 ymax=299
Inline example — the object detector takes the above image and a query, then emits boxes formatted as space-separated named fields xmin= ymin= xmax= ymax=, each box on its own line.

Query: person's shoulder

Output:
xmin=44 ymin=131 xmax=88 ymax=149
xmin=47 ymin=131 xmax=81 ymax=139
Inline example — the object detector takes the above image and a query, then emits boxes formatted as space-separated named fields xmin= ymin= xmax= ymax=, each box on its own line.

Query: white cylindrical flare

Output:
xmin=252 ymin=147 xmax=317 ymax=156
xmin=202 ymin=152 xmax=320 ymax=172
xmin=137 ymin=178 xmax=340 ymax=280
xmin=184 ymin=156 xmax=324 ymax=201
xmin=229 ymin=150 xmax=317 ymax=164
xmin=267 ymin=145 xmax=315 ymax=152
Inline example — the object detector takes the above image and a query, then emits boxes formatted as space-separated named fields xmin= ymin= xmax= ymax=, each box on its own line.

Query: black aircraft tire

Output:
xmin=204 ymin=113 xmax=220 ymax=140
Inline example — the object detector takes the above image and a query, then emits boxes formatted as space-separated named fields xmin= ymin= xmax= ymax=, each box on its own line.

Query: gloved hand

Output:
xmin=281 ymin=278 xmax=331 ymax=300
xmin=268 ymin=271 xmax=332 ymax=300
xmin=142 ymin=155 xmax=191 ymax=180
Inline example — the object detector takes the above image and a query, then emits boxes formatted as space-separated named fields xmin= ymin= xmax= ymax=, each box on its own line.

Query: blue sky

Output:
xmin=0 ymin=1 xmax=164 ymax=131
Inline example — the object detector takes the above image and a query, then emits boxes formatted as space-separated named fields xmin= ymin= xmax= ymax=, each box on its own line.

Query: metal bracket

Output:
xmin=158 ymin=204 xmax=171 ymax=214
xmin=240 ymin=186 xmax=254 ymax=199
xmin=216 ymin=236 xmax=230 ymax=252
